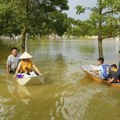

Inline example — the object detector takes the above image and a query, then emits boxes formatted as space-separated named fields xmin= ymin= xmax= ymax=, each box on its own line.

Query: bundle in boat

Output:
xmin=16 ymin=71 xmax=44 ymax=85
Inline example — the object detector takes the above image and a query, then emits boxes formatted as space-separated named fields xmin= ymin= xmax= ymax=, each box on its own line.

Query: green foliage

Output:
xmin=0 ymin=2 xmax=20 ymax=35
xmin=76 ymin=5 xmax=85 ymax=15
xmin=70 ymin=0 xmax=120 ymax=39
xmin=90 ymin=0 xmax=120 ymax=38
xmin=0 ymin=0 xmax=69 ymax=37
xmin=66 ymin=18 xmax=97 ymax=37
xmin=49 ymin=11 xmax=68 ymax=36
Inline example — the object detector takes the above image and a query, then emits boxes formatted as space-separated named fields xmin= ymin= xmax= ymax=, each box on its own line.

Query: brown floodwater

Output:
xmin=0 ymin=38 xmax=120 ymax=120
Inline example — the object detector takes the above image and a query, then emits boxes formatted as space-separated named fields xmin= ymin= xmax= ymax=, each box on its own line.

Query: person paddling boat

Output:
xmin=13 ymin=51 xmax=42 ymax=79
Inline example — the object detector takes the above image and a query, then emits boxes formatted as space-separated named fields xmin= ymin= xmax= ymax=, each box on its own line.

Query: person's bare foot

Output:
xmin=117 ymin=80 xmax=120 ymax=83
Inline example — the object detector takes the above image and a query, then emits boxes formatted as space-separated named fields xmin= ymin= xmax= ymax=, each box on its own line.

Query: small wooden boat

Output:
xmin=81 ymin=65 xmax=120 ymax=89
xmin=16 ymin=72 xmax=44 ymax=85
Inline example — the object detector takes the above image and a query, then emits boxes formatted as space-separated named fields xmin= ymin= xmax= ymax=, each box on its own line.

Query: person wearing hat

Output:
xmin=13 ymin=51 xmax=42 ymax=79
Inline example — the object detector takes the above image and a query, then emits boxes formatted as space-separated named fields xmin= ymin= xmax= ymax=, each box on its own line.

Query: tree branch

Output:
xmin=103 ymin=33 xmax=120 ymax=40
xmin=102 ymin=10 xmax=117 ymax=15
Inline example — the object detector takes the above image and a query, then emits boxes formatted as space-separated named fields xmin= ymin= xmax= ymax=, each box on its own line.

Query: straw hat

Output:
xmin=19 ymin=51 xmax=33 ymax=59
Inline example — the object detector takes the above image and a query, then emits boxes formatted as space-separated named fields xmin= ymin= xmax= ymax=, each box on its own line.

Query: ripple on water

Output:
xmin=0 ymin=97 xmax=15 ymax=120
xmin=49 ymin=80 xmax=108 ymax=120
xmin=0 ymin=39 xmax=120 ymax=120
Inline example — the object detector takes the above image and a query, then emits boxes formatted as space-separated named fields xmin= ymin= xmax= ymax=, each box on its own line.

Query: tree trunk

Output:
xmin=20 ymin=0 xmax=29 ymax=53
xmin=20 ymin=25 xmax=26 ymax=53
xmin=98 ymin=38 xmax=103 ymax=58
xmin=98 ymin=0 xmax=104 ymax=58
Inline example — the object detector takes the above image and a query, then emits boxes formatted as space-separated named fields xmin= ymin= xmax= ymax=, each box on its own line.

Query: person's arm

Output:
xmin=32 ymin=64 xmax=42 ymax=76
xmin=6 ymin=64 xmax=10 ymax=74
xmin=93 ymin=70 xmax=99 ymax=73
xmin=7 ymin=56 xmax=10 ymax=74
xmin=6 ymin=64 xmax=10 ymax=80
xmin=106 ymin=67 xmax=109 ymax=75
xmin=108 ymin=78 xmax=114 ymax=83
xmin=13 ymin=62 xmax=22 ymax=79
xmin=92 ymin=66 xmax=99 ymax=74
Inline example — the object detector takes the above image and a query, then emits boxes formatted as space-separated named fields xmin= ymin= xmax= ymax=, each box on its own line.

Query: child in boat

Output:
xmin=13 ymin=51 xmax=42 ymax=79
xmin=116 ymin=74 xmax=120 ymax=83
xmin=95 ymin=58 xmax=110 ymax=79
xmin=107 ymin=64 xmax=118 ymax=83
xmin=115 ymin=67 xmax=120 ymax=83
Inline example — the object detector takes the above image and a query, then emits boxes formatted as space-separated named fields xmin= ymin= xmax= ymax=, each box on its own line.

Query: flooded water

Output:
xmin=0 ymin=38 xmax=120 ymax=120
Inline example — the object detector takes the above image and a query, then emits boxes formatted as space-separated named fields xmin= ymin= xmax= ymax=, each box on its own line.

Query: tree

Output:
xmin=91 ymin=0 xmax=120 ymax=57
xmin=0 ymin=0 xmax=69 ymax=52
xmin=0 ymin=1 xmax=20 ymax=36
xmin=49 ymin=11 xmax=68 ymax=37
xmin=65 ymin=17 xmax=96 ymax=38
xmin=76 ymin=0 xmax=120 ymax=58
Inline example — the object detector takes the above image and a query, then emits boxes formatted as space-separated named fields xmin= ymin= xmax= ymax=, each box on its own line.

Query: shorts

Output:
xmin=117 ymin=74 xmax=120 ymax=80
xmin=9 ymin=70 xmax=16 ymax=74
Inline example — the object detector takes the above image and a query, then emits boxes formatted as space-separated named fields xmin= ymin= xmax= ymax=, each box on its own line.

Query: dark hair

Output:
xmin=111 ymin=64 xmax=117 ymax=69
xmin=119 ymin=51 xmax=120 ymax=53
xmin=97 ymin=58 xmax=104 ymax=64
xmin=11 ymin=47 xmax=18 ymax=51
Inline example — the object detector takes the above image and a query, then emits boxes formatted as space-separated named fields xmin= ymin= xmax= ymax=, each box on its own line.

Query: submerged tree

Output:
xmin=76 ymin=0 xmax=120 ymax=58
xmin=91 ymin=0 xmax=120 ymax=58
xmin=0 ymin=0 xmax=69 ymax=52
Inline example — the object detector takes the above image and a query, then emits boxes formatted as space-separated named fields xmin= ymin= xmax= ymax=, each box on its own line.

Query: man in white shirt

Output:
xmin=7 ymin=47 xmax=20 ymax=74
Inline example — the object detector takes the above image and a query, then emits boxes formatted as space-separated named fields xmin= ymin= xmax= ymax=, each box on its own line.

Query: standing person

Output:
xmin=13 ymin=51 xmax=42 ymax=79
xmin=7 ymin=47 xmax=20 ymax=74
xmin=118 ymin=51 xmax=120 ymax=68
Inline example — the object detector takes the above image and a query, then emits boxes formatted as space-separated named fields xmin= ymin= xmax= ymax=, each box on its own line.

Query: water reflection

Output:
xmin=115 ymin=39 xmax=119 ymax=53
xmin=49 ymin=77 xmax=108 ymax=120
xmin=7 ymin=78 xmax=31 ymax=105
xmin=0 ymin=39 xmax=120 ymax=120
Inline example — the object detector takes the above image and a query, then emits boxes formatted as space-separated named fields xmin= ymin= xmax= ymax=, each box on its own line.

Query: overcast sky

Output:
xmin=66 ymin=0 xmax=97 ymax=20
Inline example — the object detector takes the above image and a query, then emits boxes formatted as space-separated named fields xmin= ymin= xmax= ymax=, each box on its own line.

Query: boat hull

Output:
xmin=16 ymin=72 xmax=44 ymax=85
xmin=17 ymin=77 xmax=44 ymax=85
xmin=81 ymin=65 xmax=120 ymax=89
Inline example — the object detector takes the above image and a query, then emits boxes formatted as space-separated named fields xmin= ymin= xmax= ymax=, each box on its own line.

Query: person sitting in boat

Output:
xmin=107 ymin=64 xmax=118 ymax=83
xmin=116 ymin=74 xmax=120 ymax=83
xmin=95 ymin=58 xmax=110 ymax=80
xmin=13 ymin=51 xmax=42 ymax=79
xmin=109 ymin=51 xmax=120 ymax=83
xmin=115 ymin=67 xmax=120 ymax=83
